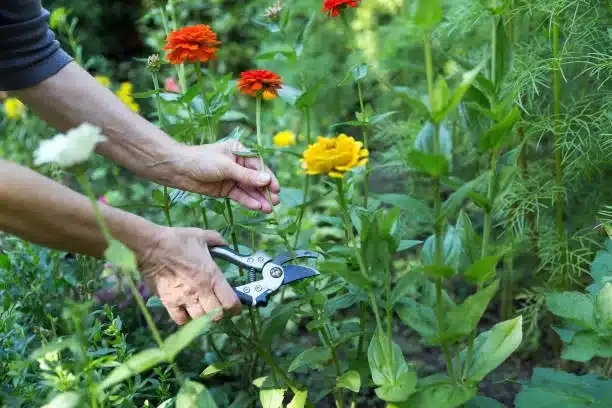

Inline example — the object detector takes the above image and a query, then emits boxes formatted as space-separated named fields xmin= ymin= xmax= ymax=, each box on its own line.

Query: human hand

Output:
xmin=137 ymin=226 xmax=241 ymax=324
xmin=164 ymin=139 xmax=281 ymax=213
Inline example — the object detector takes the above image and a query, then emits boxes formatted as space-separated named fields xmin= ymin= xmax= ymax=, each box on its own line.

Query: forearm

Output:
xmin=0 ymin=159 xmax=157 ymax=259
xmin=9 ymin=62 xmax=182 ymax=185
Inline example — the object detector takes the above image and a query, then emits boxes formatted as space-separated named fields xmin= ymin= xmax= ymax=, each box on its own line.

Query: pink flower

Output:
xmin=165 ymin=77 xmax=180 ymax=93
xmin=98 ymin=195 xmax=108 ymax=205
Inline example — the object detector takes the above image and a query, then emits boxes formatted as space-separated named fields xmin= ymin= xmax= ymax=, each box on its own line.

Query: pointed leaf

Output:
xmin=41 ymin=392 xmax=82 ymax=408
xmin=545 ymin=292 xmax=596 ymax=330
xmin=287 ymin=390 xmax=308 ymax=408
xmin=493 ymin=16 xmax=513 ymax=87
xmin=433 ymin=64 xmax=484 ymax=123
xmin=465 ymin=316 xmax=523 ymax=382
xmin=463 ymin=255 xmax=501 ymax=285
xmin=406 ymin=150 xmax=449 ymax=177
xmin=478 ymin=107 xmax=520 ymax=152
xmin=406 ymin=375 xmax=477 ymax=408
xmin=337 ymin=370 xmax=361 ymax=393
xmin=164 ymin=312 xmax=216 ymax=359
xmin=288 ymin=347 xmax=332 ymax=372
xmin=176 ymin=380 xmax=218 ymax=408
xmin=98 ymin=348 xmax=167 ymax=391
xmin=411 ymin=0 xmax=443 ymax=30
xmin=260 ymin=388 xmax=286 ymax=408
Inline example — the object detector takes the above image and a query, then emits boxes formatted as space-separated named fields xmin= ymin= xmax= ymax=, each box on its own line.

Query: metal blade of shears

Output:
xmin=281 ymin=264 xmax=320 ymax=285
xmin=273 ymin=249 xmax=321 ymax=266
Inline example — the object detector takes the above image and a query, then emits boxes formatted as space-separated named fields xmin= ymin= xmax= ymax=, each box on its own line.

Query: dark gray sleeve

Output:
xmin=0 ymin=1 xmax=73 ymax=91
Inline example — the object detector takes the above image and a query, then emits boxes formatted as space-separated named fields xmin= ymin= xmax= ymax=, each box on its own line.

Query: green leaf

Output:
xmin=421 ymin=224 xmax=462 ymax=270
xmin=406 ymin=150 xmax=449 ymax=177
xmin=545 ymin=292 xmax=596 ymax=330
xmin=393 ymin=86 xmax=430 ymax=115
xmin=444 ymin=280 xmax=500 ymax=342
xmin=463 ymin=255 xmax=501 ymax=285
xmin=396 ymin=299 xmax=438 ymax=342
xmin=287 ymin=390 xmax=308 ymax=408
xmin=151 ymin=189 xmax=165 ymax=205
xmin=376 ymin=193 xmax=434 ymax=225
xmin=0 ymin=251 xmax=10 ymax=270
xmin=370 ymin=111 xmax=398 ymax=124
xmin=422 ymin=264 xmax=455 ymax=279
xmin=132 ymin=89 xmax=159 ymax=99
xmin=440 ymin=178 xmax=483 ymax=222
xmin=146 ymin=295 xmax=164 ymax=309
xmin=97 ymin=348 xmax=167 ymax=391
xmin=104 ymin=239 xmax=137 ymax=272
xmin=466 ymin=396 xmax=506 ymax=408
xmin=414 ymin=121 xmax=453 ymax=161
xmin=294 ymin=11 xmax=315 ymax=57
xmin=220 ymin=110 xmax=249 ymax=122
xmin=368 ymin=330 xmax=417 ymax=402
xmin=493 ymin=16 xmax=513 ymax=87
xmin=259 ymin=388 xmax=286 ymax=408
xmin=464 ymin=316 xmax=523 ymax=382
xmin=433 ymin=64 xmax=484 ymax=123
xmin=318 ymin=259 xmax=373 ymax=291
xmin=514 ymin=367 xmax=612 ymax=407
xmin=480 ymin=0 xmax=510 ymax=15
xmin=479 ymin=107 xmax=520 ymax=152
xmin=406 ymin=375 xmax=477 ymax=408
xmin=163 ymin=312 xmax=216 ymax=359
xmin=278 ymin=84 xmax=304 ymax=106
xmin=391 ymin=274 xmax=420 ymax=305
xmin=337 ymin=370 xmax=361 ymax=393
xmin=41 ymin=392 xmax=82 ymax=408
xmin=200 ymin=358 xmax=242 ymax=378
xmin=410 ymin=0 xmax=443 ymax=30
xmin=176 ymin=380 xmax=218 ymax=408
xmin=288 ymin=347 xmax=332 ymax=372
xmin=397 ymin=240 xmax=423 ymax=252
xmin=260 ymin=303 xmax=298 ymax=347
xmin=561 ymin=332 xmax=612 ymax=362
xmin=296 ymin=80 xmax=324 ymax=109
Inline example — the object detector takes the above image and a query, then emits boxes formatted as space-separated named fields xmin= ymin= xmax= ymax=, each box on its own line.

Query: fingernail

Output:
xmin=257 ymin=172 xmax=271 ymax=183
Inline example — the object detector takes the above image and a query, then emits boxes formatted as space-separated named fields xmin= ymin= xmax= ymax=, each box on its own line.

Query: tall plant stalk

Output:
xmin=423 ymin=31 xmax=456 ymax=380
xmin=293 ymin=107 xmax=312 ymax=250
xmin=552 ymin=11 xmax=564 ymax=240
xmin=151 ymin=73 xmax=173 ymax=227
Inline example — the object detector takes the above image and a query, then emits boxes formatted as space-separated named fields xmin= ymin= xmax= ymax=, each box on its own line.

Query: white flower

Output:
xmin=34 ymin=122 xmax=107 ymax=168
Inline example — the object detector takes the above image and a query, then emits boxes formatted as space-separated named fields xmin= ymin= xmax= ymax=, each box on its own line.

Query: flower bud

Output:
xmin=595 ymin=282 xmax=612 ymax=331
xmin=264 ymin=1 xmax=283 ymax=21
xmin=147 ymin=53 xmax=161 ymax=73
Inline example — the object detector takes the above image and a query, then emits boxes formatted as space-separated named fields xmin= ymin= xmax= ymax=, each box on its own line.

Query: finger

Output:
xmin=244 ymin=157 xmax=281 ymax=193
xmin=228 ymin=188 xmax=263 ymax=211
xmin=199 ymin=292 xmax=224 ymax=321
xmin=185 ymin=300 xmax=206 ymax=321
xmin=240 ymin=186 xmax=274 ymax=213
xmin=167 ymin=305 xmax=189 ymax=325
xmin=212 ymin=275 xmax=242 ymax=316
xmin=199 ymin=230 xmax=228 ymax=246
xmin=225 ymin=162 xmax=272 ymax=188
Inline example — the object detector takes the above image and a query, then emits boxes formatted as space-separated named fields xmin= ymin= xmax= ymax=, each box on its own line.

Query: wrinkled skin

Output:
xmin=138 ymin=140 xmax=281 ymax=324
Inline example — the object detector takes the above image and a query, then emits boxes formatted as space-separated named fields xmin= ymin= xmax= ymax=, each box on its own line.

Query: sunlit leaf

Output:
xmin=97 ymin=348 xmax=167 ymax=391
xmin=337 ymin=370 xmax=361 ymax=393
xmin=41 ymin=392 xmax=82 ymax=408
xmin=176 ymin=380 xmax=218 ymax=408
xmin=163 ymin=311 xmax=216 ymax=359
xmin=288 ymin=346 xmax=332 ymax=372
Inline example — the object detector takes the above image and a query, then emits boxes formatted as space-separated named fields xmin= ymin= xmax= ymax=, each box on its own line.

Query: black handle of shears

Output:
xmin=209 ymin=245 xmax=257 ymax=270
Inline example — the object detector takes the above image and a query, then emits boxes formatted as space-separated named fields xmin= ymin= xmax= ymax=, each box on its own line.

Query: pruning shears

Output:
xmin=210 ymin=246 xmax=321 ymax=307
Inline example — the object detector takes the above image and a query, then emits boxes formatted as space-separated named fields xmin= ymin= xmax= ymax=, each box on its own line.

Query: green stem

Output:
xmin=335 ymin=178 xmax=387 ymax=365
xmin=491 ymin=15 xmax=498 ymax=85
xmin=357 ymin=81 xmax=369 ymax=208
xmin=292 ymin=175 xmax=309 ymax=250
xmin=76 ymin=170 xmax=112 ymax=242
xmin=424 ymin=30 xmax=455 ymax=381
xmin=157 ymin=3 xmax=186 ymax=95
xmin=195 ymin=62 xmax=214 ymax=143
xmin=385 ymin=261 xmax=393 ymax=357
xmin=201 ymin=202 xmax=210 ymax=229
xmin=163 ymin=186 xmax=173 ymax=226
xmin=552 ymin=11 xmax=563 ymax=239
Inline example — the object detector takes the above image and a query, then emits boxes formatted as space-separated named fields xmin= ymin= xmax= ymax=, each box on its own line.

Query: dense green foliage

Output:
xmin=4 ymin=0 xmax=612 ymax=407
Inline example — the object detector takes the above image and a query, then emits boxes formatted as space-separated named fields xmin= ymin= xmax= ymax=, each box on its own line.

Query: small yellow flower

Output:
xmin=3 ymin=98 xmax=26 ymax=120
xmin=115 ymin=82 xmax=140 ymax=113
xmin=95 ymin=75 xmax=111 ymax=88
xmin=301 ymin=133 xmax=368 ymax=178
xmin=273 ymin=130 xmax=296 ymax=147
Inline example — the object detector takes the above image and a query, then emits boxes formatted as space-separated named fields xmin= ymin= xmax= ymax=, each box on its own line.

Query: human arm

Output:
xmin=0 ymin=158 xmax=241 ymax=323
xmin=1 ymin=3 xmax=280 ymax=212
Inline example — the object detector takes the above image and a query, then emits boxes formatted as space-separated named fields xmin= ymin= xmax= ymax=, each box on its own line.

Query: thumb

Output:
xmin=226 ymin=162 xmax=271 ymax=187
xmin=200 ymin=230 xmax=228 ymax=247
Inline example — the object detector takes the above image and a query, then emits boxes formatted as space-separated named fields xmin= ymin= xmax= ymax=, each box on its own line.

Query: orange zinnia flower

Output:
xmin=323 ymin=0 xmax=361 ymax=17
xmin=163 ymin=24 xmax=221 ymax=64
xmin=237 ymin=70 xmax=283 ymax=100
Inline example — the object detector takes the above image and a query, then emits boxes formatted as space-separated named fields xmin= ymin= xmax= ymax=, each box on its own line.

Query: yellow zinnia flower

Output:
xmin=3 ymin=98 xmax=26 ymax=120
xmin=273 ymin=130 xmax=296 ymax=147
xmin=115 ymin=82 xmax=140 ymax=113
xmin=95 ymin=75 xmax=111 ymax=87
xmin=301 ymin=133 xmax=369 ymax=178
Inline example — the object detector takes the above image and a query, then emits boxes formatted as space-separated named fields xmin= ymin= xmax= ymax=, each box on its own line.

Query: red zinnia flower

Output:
xmin=237 ymin=70 xmax=283 ymax=100
xmin=323 ymin=0 xmax=361 ymax=17
xmin=162 ymin=24 xmax=221 ymax=65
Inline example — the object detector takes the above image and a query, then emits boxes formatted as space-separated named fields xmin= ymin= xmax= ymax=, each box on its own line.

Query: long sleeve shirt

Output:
xmin=0 ymin=1 xmax=72 ymax=91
